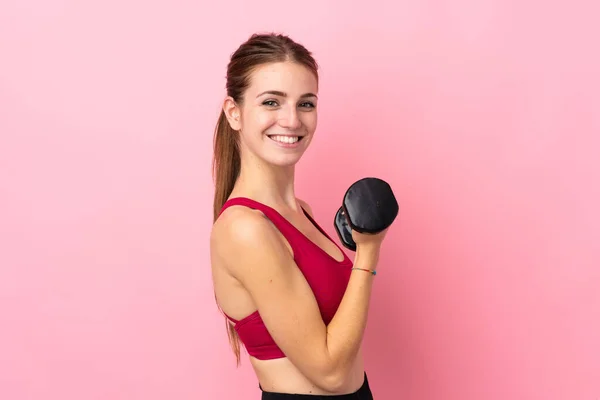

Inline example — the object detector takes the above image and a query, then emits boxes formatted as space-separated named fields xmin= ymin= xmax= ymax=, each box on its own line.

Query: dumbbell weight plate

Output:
xmin=342 ymin=177 xmax=398 ymax=234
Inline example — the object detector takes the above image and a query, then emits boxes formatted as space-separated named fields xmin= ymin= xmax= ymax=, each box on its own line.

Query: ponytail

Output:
xmin=212 ymin=110 xmax=241 ymax=222
xmin=212 ymin=109 xmax=242 ymax=365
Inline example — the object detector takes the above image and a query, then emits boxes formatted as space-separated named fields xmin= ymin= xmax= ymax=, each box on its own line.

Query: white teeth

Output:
xmin=270 ymin=135 xmax=299 ymax=144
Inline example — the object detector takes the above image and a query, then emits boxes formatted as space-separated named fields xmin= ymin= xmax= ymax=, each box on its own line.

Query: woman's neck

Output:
xmin=232 ymin=156 xmax=300 ymax=212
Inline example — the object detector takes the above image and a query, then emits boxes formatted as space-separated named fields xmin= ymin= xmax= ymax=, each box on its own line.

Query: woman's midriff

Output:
xmin=250 ymin=348 xmax=365 ymax=395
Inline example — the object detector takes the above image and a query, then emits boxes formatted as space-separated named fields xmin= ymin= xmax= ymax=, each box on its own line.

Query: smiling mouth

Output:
xmin=267 ymin=135 xmax=305 ymax=144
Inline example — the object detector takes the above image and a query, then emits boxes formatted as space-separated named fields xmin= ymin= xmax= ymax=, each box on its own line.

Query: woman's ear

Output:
xmin=223 ymin=96 xmax=242 ymax=131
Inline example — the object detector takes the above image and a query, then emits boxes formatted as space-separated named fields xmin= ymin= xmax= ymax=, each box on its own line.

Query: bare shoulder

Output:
xmin=211 ymin=205 xmax=300 ymax=284
xmin=297 ymin=198 xmax=315 ymax=218
xmin=212 ymin=205 xmax=267 ymax=245
xmin=210 ymin=205 xmax=283 ymax=272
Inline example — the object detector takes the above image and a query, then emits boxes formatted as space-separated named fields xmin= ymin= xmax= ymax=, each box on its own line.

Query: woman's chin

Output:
xmin=266 ymin=153 xmax=305 ymax=169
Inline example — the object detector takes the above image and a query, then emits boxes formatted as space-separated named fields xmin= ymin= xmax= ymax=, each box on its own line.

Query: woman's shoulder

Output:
xmin=210 ymin=203 xmax=295 ymax=280
xmin=212 ymin=204 xmax=270 ymax=246
xmin=211 ymin=196 xmax=314 ymax=253
xmin=211 ymin=203 xmax=291 ymax=259
xmin=296 ymin=198 xmax=314 ymax=217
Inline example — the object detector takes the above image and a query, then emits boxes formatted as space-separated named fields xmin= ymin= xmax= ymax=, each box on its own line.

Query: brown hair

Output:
xmin=211 ymin=33 xmax=319 ymax=365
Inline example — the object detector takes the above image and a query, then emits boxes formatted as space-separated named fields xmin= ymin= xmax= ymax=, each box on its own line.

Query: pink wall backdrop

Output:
xmin=1 ymin=1 xmax=598 ymax=399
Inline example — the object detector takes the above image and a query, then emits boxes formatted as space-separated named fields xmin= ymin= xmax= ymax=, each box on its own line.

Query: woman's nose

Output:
xmin=278 ymin=106 xmax=302 ymax=129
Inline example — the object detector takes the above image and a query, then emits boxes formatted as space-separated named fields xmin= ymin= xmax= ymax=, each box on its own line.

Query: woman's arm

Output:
xmin=211 ymin=206 xmax=380 ymax=392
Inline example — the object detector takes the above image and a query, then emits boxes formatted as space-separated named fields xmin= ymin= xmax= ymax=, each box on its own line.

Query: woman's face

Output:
xmin=224 ymin=61 xmax=318 ymax=168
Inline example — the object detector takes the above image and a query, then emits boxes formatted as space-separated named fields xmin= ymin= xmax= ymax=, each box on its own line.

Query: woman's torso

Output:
xmin=212 ymin=197 xmax=366 ymax=395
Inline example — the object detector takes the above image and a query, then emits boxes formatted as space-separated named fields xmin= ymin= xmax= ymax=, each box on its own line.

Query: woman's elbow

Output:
xmin=316 ymin=368 xmax=348 ymax=393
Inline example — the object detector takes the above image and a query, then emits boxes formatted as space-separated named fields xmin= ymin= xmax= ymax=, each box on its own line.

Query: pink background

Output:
xmin=1 ymin=1 xmax=599 ymax=399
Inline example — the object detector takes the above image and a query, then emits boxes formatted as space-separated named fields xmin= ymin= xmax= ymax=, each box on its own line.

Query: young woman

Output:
xmin=210 ymin=32 xmax=390 ymax=399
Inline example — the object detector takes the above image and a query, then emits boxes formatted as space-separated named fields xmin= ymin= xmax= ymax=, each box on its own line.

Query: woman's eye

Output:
xmin=262 ymin=100 xmax=315 ymax=109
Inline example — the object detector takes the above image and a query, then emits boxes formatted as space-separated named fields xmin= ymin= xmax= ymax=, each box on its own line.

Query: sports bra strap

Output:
xmin=219 ymin=197 xmax=306 ymax=256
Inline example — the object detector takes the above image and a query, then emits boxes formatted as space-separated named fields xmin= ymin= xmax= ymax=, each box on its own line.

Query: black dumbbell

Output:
xmin=334 ymin=177 xmax=398 ymax=251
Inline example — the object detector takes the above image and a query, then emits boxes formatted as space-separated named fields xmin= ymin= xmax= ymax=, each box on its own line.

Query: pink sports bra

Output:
xmin=218 ymin=197 xmax=353 ymax=360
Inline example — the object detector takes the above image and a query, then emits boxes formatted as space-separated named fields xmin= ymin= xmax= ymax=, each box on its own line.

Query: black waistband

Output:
xmin=260 ymin=372 xmax=372 ymax=399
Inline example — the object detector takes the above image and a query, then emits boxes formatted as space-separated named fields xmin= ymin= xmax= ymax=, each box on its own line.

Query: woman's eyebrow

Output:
xmin=256 ymin=90 xmax=318 ymax=99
